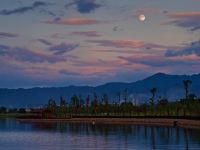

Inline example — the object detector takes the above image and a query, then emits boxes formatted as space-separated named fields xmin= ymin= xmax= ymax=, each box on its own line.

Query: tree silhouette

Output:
xmin=117 ymin=91 xmax=121 ymax=104
xmin=70 ymin=95 xmax=79 ymax=115
xmin=79 ymin=95 xmax=84 ymax=108
xmin=47 ymin=98 xmax=57 ymax=118
xmin=59 ymin=96 xmax=66 ymax=118
xmin=150 ymin=88 xmax=157 ymax=115
xmin=92 ymin=92 xmax=98 ymax=114
xmin=183 ymin=80 xmax=192 ymax=100
xmin=123 ymin=89 xmax=128 ymax=103
xmin=102 ymin=93 xmax=109 ymax=115
xmin=48 ymin=98 xmax=56 ymax=111
xmin=86 ymin=95 xmax=90 ymax=108
xmin=85 ymin=95 xmax=90 ymax=114
xmin=60 ymin=96 xmax=65 ymax=108
xmin=150 ymin=88 xmax=157 ymax=106
xmin=102 ymin=93 xmax=108 ymax=105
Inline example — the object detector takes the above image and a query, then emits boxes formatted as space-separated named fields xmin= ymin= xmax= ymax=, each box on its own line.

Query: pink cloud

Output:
xmin=170 ymin=54 xmax=200 ymax=61
xmin=70 ymin=31 xmax=100 ymax=37
xmin=45 ymin=17 xmax=99 ymax=25
xmin=168 ymin=12 xmax=200 ymax=18
xmin=118 ymin=52 xmax=200 ymax=68
xmin=93 ymin=49 xmax=138 ymax=54
xmin=87 ymin=39 xmax=144 ymax=48
xmin=67 ymin=58 xmax=148 ymax=76
xmin=87 ymin=39 xmax=178 ymax=51
xmin=163 ymin=11 xmax=200 ymax=31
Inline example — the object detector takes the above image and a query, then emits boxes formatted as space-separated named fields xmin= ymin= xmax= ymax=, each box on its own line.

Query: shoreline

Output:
xmin=16 ymin=117 xmax=200 ymax=130
xmin=0 ymin=113 xmax=32 ymax=118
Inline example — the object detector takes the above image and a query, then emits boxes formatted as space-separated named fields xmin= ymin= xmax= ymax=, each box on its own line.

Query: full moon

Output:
xmin=138 ymin=14 xmax=146 ymax=21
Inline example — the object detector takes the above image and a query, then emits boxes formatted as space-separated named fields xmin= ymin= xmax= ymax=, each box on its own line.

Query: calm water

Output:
xmin=0 ymin=119 xmax=200 ymax=150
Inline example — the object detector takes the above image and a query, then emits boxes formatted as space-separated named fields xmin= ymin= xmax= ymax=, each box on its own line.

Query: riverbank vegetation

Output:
xmin=43 ymin=80 xmax=200 ymax=118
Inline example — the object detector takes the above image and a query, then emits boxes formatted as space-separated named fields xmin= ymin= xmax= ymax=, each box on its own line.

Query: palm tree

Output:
xmin=60 ymin=96 xmax=65 ymax=108
xmin=92 ymin=92 xmax=98 ymax=115
xmin=124 ymin=88 xmax=128 ymax=103
xmin=150 ymin=88 xmax=157 ymax=115
xmin=70 ymin=94 xmax=79 ymax=115
xmin=102 ymin=93 xmax=109 ymax=105
xmin=79 ymin=95 xmax=84 ymax=108
xmin=86 ymin=95 xmax=90 ymax=114
xmin=183 ymin=80 xmax=192 ymax=100
xmin=47 ymin=98 xmax=57 ymax=118
xmin=150 ymin=88 xmax=157 ymax=106
xmin=86 ymin=95 xmax=90 ymax=108
xmin=102 ymin=93 xmax=109 ymax=115
xmin=183 ymin=80 xmax=192 ymax=116
xmin=117 ymin=92 xmax=121 ymax=115
xmin=48 ymin=98 xmax=57 ymax=111
xmin=59 ymin=96 xmax=66 ymax=118
xmin=117 ymin=92 xmax=121 ymax=104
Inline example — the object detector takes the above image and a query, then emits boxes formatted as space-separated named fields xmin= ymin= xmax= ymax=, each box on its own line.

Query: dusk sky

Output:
xmin=0 ymin=0 xmax=199 ymax=88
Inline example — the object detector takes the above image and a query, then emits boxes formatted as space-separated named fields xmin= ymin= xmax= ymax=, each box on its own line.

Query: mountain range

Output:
xmin=0 ymin=73 xmax=200 ymax=107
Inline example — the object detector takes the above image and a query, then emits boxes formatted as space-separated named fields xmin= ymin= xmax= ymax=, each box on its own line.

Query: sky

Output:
xmin=0 ymin=0 xmax=199 ymax=88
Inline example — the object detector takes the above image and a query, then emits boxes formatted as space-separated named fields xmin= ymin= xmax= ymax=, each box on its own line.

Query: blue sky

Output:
xmin=0 ymin=0 xmax=199 ymax=88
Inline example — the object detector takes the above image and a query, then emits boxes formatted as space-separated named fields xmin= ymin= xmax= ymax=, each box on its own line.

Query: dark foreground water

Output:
xmin=0 ymin=119 xmax=200 ymax=150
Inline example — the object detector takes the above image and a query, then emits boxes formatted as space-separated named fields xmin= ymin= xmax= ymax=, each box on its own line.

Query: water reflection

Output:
xmin=26 ymin=121 xmax=200 ymax=149
xmin=0 ymin=119 xmax=200 ymax=150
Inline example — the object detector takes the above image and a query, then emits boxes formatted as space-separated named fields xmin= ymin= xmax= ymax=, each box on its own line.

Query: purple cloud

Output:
xmin=45 ymin=17 xmax=100 ymax=26
xmin=37 ymin=39 xmax=52 ymax=46
xmin=118 ymin=55 xmax=198 ymax=68
xmin=87 ymin=39 xmax=144 ymax=49
xmin=87 ymin=39 xmax=176 ymax=50
xmin=0 ymin=32 xmax=19 ymax=38
xmin=65 ymin=0 xmax=101 ymax=14
xmin=0 ymin=44 xmax=65 ymax=63
xmin=165 ymin=12 xmax=200 ymax=31
xmin=70 ymin=31 xmax=100 ymax=37
xmin=59 ymin=70 xmax=80 ymax=76
xmin=49 ymin=42 xmax=79 ymax=55
xmin=165 ymin=40 xmax=200 ymax=57
xmin=116 ymin=40 xmax=200 ymax=68
xmin=0 ymin=1 xmax=49 ymax=15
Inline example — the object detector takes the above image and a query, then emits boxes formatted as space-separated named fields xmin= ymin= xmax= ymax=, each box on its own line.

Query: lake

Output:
xmin=0 ymin=119 xmax=200 ymax=150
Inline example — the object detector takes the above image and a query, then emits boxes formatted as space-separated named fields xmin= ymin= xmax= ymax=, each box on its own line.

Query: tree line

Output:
xmin=44 ymin=80 xmax=200 ymax=118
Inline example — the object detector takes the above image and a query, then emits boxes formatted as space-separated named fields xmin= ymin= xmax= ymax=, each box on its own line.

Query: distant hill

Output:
xmin=0 ymin=73 xmax=200 ymax=107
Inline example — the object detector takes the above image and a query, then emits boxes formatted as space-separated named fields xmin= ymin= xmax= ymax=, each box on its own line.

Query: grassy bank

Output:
xmin=0 ymin=113 xmax=33 ymax=118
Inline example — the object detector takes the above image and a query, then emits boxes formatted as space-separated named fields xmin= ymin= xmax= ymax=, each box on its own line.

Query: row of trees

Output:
xmin=44 ymin=80 xmax=200 ymax=118
xmin=0 ymin=107 xmax=26 ymax=113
